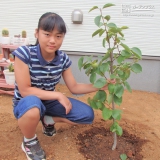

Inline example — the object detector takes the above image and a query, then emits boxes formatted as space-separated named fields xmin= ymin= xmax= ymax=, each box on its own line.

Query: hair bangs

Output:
xmin=39 ymin=14 xmax=66 ymax=34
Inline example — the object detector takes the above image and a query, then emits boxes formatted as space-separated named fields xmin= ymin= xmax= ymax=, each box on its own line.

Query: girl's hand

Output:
xmin=102 ymin=79 xmax=116 ymax=90
xmin=56 ymin=92 xmax=72 ymax=114
xmin=107 ymin=79 xmax=116 ymax=84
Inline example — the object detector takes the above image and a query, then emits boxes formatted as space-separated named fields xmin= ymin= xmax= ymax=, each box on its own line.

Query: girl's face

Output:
xmin=35 ymin=28 xmax=65 ymax=55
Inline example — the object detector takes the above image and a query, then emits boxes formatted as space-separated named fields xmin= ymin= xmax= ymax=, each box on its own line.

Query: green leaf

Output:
xmin=94 ymin=90 xmax=107 ymax=102
xmin=120 ymin=43 xmax=130 ymax=52
xmin=86 ymin=56 xmax=93 ymax=62
xmin=108 ymin=84 xmax=115 ymax=94
xmin=107 ymin=93 xmax=113 ymax=104
xmin=118 ymin=31 xmax=124 ymax=37
xmin=87 ymin=97 xmax=91 ymax=105
xmin=109 ymin=28 xmax=118 ymax=33
xmin=116 ymin=125 xmax=123 ymax=136
xmin=120 ymin=154 xmax=127 ymax=160
xmin=90 ymin=99 xmax=98 ymax=109
xmin=124 ymin=81 xmax=132 ymax=93
xmin=131 ymin=47 xmax=142 ymax=59
xmin=107 ymin=23 xmax=117 ymax=28
xmin=110 ymin=121 xmax=118 ymax=132
xmin=100 ymin=62 xmax=110 ymax=73
xmin=114 ymin=84 xmax=124 ymax=98
xmin=112 ymin=109 xmax=122 ymax=120
xmin=121 ymin=26 xmax=129 ymax=29
xmin=115 ymin=37 xmax=120 ymax=43
xmin=131 ymin=63 xmax=142 ymax=73
xmin=110 ymin=122 xmax=123 ymax=136
xmin=104 ymin=15 xmax=110 ymax=21
xmin=117 ymin=37 xmax=125 ymax=40
xmin=108 ymin=32 xmax=115 ymax=39
xmin=92 ymin=28 xmax=103 ymax=37
xmin=99 ymin=22 xmax=104 ymax=27
xmin=102 ymin=108 xmax=112 ymax=120
xmin=117 ymin=70 xmax=123 ymax=76
xmin=124 ymin=70 xmax=131 ymax=80
xmin=121 ymin=50 xmax=131 ymax=58
xmin=85 ymin=67 xmax=92 ymax=76
xmin=93 ymin=93 xmax=98 ymax=101
xmin=117 ymin=55 xmax=125 ymax=64
xmin=103 ymin=3 xmax=115 ymax=9
xmin=109 ymin=47 xmax=116 ymax=53
xmin=94 ymin=15 xmax=101 ymax=27
xmin=110 ymin=74 xmax=119 ymax=79
xmin=95 ymin=66 xmax=101 ymax=75
xmin=89 ymin=6 xmax=98 ymax=12
xmin=78 ymin=57 xmax=84 ymax=70
xmin=102 ymin=38 xmax=106 ymax=47
xmin=99 ymin=29 xmax=105 ymax=36
xmin=96 ymin=101 xmax=105 ymax=110
xmin=94 ymin=78 xmax=107 ymax=88
xmin=83 ymin=63 xmax=91 ymax=69
xmin=101 ymin=52 xmax=110 ymax=61
xmin=90 ymin=73 xmax=96 ymax=83
xmin=113 ymin=94 xmax=122 ymax=106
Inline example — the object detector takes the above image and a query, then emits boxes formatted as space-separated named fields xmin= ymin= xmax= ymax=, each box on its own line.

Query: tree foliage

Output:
xmin=78 ymin=3 xmax=142 ymax=150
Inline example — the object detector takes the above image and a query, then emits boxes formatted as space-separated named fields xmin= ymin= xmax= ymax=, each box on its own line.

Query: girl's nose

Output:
xmin=50 ymin=36 xmax=55 ymax=43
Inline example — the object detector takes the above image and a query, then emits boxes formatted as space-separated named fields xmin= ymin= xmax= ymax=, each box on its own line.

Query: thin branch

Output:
xmin=116 ymin=44 xmax=121 ymax=55
xmin=100 ymin=9 xmax=111 ymax=50
xmin=100 ymin=71 xmax=108 ymax=80
xmin=105 ymin=102 xmax=112 ymax=109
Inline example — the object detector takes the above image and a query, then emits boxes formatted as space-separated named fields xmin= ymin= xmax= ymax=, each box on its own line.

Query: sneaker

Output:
xmin=21 ymin=137 xmax=46 ymax=160
xmin=41 ymin=117 xmax=56 ymax=137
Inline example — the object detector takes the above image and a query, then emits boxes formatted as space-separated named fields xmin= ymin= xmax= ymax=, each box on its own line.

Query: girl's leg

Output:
xmin=14 ymin=95 xmax=46 ymax=138
xmin=14 ymin=95 xmax=47 ymax=159
xmin=53 ymin=117 xmax=77 ymax=124
xmin=18 ymin=107 xmax=40 ymax=139
xmin=43 ymin=97 xmax=94 ymax=124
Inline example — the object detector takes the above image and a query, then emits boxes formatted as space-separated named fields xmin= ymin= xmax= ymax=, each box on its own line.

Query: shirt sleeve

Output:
xmin=12 ymin=46 xmax=30 ymax=64
xmin=62 ymin=52 xmax=72 ymax=70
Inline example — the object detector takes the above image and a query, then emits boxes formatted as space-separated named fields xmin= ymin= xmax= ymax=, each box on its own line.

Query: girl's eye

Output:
xmin=44 ymin=33 xmax=50 ymax=36
xmin=57 ymin=35 xmax=61 ymax=38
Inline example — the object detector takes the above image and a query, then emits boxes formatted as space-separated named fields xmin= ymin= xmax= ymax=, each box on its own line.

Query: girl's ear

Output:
xmin=34 ymin=29 xmax=38 ymax=38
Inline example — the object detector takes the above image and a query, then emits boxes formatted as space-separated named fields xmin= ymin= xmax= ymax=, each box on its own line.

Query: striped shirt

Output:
xmin=12 ymin=44 xmax=72 ymax=102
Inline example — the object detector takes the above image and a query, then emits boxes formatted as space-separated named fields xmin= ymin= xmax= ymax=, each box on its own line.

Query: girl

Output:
xmin=12 ymin=12 xmax=115 ymax=160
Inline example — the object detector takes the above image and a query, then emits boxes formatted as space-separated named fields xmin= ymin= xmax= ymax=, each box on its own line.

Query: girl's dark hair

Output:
xmin=35 ymin=12 xmax=66 ymax=45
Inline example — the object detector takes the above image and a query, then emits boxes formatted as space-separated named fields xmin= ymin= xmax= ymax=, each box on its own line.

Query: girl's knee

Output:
xmin=78 ymin=107 xmax=94 ymax=124
xmin=86 ymin=107 xmax=94 ymax=123
xmin=14 ymin=95 xmax=46 ymax=119
xmin=17 ymin=107 xmax=40 ymax=121
xmin=24 ymin=107 xmax=40 ymax=118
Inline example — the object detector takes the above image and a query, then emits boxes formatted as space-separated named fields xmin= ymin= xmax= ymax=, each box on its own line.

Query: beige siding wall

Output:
xmin=0 ymin=0 xmax=159 ymax=56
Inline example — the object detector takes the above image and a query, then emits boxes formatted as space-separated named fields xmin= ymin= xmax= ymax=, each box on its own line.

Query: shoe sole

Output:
xmin=21 ymin=143 xmax=46 ymax=160
xmin=42 ymin=127 xmax=56 ymax=137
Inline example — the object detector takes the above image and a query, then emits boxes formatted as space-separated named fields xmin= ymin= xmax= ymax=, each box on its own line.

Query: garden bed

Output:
xmin=0 ymin=84 xmax=160 ymax=160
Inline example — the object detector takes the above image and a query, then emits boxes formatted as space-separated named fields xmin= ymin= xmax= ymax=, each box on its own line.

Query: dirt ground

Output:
xmin=0 ymin=84 xmax=160 ymax=160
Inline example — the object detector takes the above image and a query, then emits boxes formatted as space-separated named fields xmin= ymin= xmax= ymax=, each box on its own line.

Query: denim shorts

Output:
xmin=13 ymin=95 xmax=94 ymax=124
